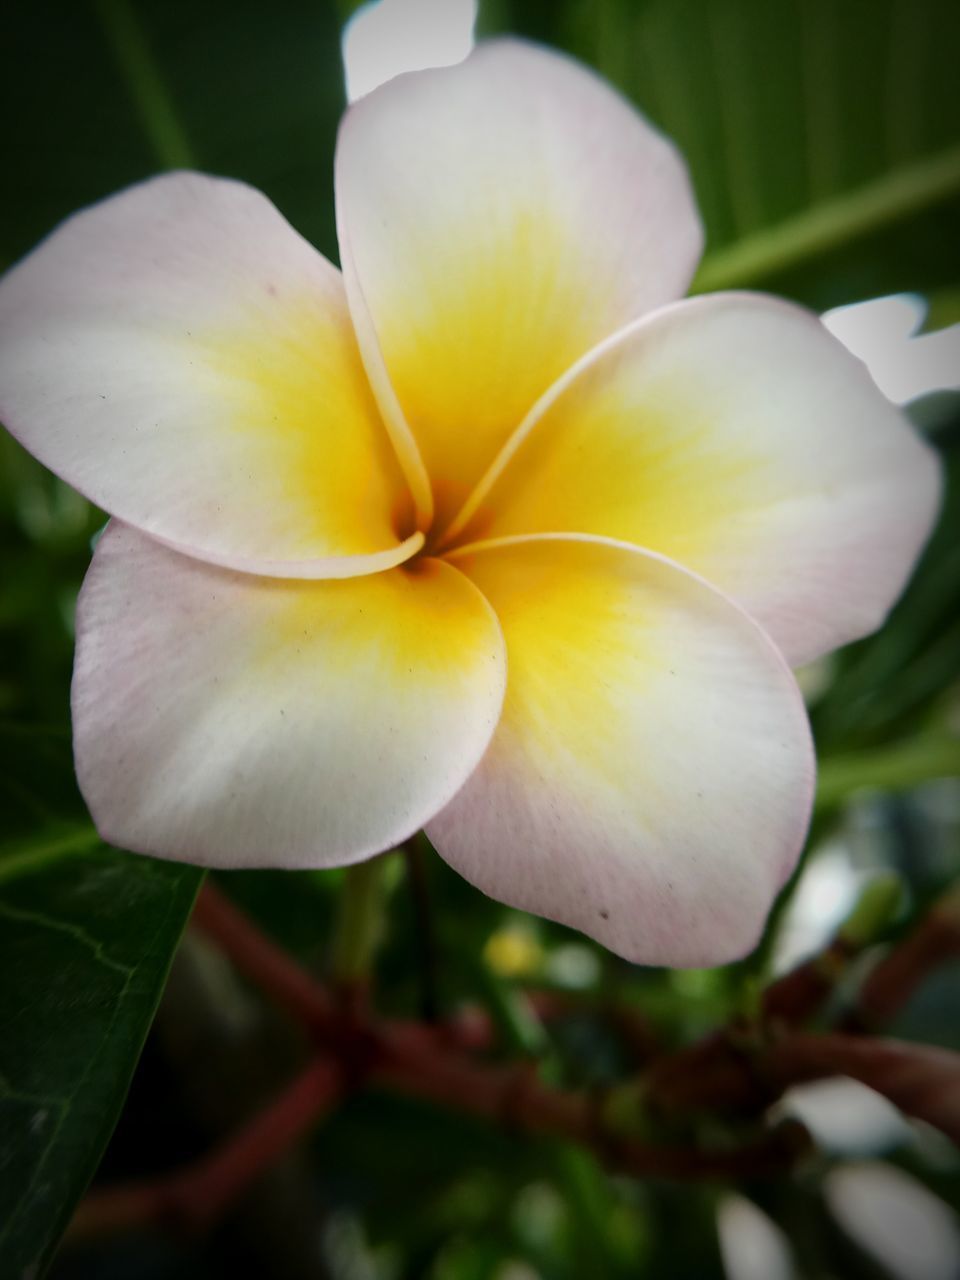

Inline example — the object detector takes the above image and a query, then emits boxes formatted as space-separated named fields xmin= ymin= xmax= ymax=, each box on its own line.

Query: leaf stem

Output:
xmin=94 ymin=0 xmax=196 ymax=170
xmin=693 ymin=143 xmax=960 ymax=291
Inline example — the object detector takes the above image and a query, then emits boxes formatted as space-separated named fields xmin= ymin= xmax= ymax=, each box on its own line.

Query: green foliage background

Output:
xmin=1 ymin=1 xmax=958 ymax=1277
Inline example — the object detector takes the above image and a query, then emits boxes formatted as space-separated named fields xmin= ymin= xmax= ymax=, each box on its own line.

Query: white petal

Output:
xmin=0 ymin=172 xmax=414 ymax=577
xmin=430 ymin=534 xmax=815 ymax=966
xmin=73 ymin=523 xmax=506 ymax=866
xmin=460 ymin=294 xmax=942 ymax=665
xmin=335 ymin=37 xmax=702 ymax=529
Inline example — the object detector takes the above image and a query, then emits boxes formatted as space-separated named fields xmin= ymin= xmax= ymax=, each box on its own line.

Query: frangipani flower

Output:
xmin=0 ymin=41 xmax=940 ymax=965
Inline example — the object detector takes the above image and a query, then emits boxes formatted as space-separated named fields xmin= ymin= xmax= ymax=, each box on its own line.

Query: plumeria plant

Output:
xmin=1 ymin=9 xmax=958 ymax=1279
xmin=0 ymin=41 xmax=940 ymax=960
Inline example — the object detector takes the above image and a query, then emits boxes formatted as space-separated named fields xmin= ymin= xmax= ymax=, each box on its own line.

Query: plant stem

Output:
xmin=331 ymin=855 xmax=392 ymax=992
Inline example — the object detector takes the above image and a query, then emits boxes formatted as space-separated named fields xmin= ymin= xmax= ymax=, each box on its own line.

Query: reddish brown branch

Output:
xmin=76 ymin=878 xmax=960 ymax=1240
xmin=848 ymin=887 xmax=960 ymax=1031
xmin=761 ymin=937 xmax=855 ymax=1025
xmin=764 ymin=1032 xmax=960 ymax=1143
xmin=647 ymin=1026 xmax=960 ymax=1139
xmin=193 ymin=882 xmax=960 ymax=1151
xmin=190 ymin=883 xmax=806 ymax=1181
xmin=643 ymin=940 xmax=859 ymax=1117
xmin=192 ymin=883 xmax=487 ymax=1054
xmin=373 ymin=1027 xmax=805 ymax=1176
xmin=645 ymin=886 xmax=960 ymax=1118
xmin=191 ymin=882 xmax=336 ymax=1030
xmin=71 ymin=1056 xmax=342 ymax=1239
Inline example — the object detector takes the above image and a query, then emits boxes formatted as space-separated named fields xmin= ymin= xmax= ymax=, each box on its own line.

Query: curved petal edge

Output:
xmin=73 ymin=522 xmax=507 ymax=868
xmin=456 ymin=293 xmax=943 ymax=667
xmin=432 ymin=533 xmax=815 ymax=966
xmin=0 ymin=171 xmax=415 ymax=577
xmin=335 ymin=37 xmax=703 ymax=528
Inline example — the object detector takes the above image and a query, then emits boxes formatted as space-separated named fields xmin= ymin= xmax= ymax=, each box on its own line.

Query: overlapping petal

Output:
xmin=429 ymin=535 xmax=815 ymax=966
xmin=449 ymin=294 xmax=942 ymax=665
xmin=1 ymin=32 xmax=939 ymax=972
xmin=335 ymin=38 xmax=702 ymax=527
xmin=73 ymin=522 xmax=506 ymax=867
xmin=0 ymin=172 xmax=419 ymax=577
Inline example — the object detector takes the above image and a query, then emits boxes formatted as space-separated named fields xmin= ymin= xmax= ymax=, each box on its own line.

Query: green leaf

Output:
xmin=0 ymin=0 xmax=347 ymax=271
xmin=493 ymin=0 xmax=960 ymax=307
xmin=0 ymin=725 xmax=201 ymax=1278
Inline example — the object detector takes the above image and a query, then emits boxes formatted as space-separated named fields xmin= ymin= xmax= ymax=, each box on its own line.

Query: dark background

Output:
xmin=1 ymin=2 xmax=958 ymax=1277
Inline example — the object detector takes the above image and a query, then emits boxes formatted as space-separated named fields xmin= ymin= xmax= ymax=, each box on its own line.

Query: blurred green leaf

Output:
xmin=1 ymin=0 xmax=347 ymax=269
xmin=816 ymin=734 xmax=960 ymax=812
xmin=0 ymin=725 xmax=201 ymax=1279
